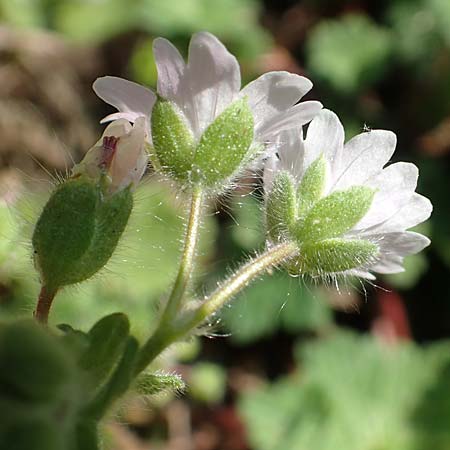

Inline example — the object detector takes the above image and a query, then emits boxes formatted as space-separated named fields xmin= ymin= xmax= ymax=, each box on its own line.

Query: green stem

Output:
xmin=160 ymin=186 xmax=204 ymax=325
xmin=185 ymin=241 xmax=298 ymax=329
xmin=134 ymin=241 xmax=298 ymax=375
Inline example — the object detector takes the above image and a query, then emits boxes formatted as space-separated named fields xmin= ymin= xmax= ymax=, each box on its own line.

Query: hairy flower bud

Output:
xmin=32 ymin=119 xmax=146 ymax=292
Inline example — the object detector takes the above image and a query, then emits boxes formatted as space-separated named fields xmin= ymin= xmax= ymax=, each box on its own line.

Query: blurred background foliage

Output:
xmin=0 ymin=0 xmax=449 ymax=449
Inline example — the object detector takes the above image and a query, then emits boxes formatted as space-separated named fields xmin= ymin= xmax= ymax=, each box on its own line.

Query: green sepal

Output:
xmin=295 ymin=186 xmax=375 ymax=243
xmin=151 ymin=98 xmax=195 ymax=180
xmin=71 ymin=186 xmax=133 ymax=284
xmin=32 ymin=178 xmax=97 ymax=290
xmin=265 ymin=171 xmax=297 ymax=242
xmin=32 ymin=177 xmax=133 ymax=290
xmin=295 ymin=238 xmax=378 ymax=275
xmin=0 ymin=320 xmax=78 ymax=406
xmin=297 ymin=155 xmax=327 ymax=217
xmin=79 ymin=313 xmax=130 ymax=390
xmin=136 ymin=372 xmax=186 ymax=396
xmin=193 ymin=97 xmax=254 ymax=187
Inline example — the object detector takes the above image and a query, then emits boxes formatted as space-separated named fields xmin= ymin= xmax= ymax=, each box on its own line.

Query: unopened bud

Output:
xmin=32 ymin=119 xmax=145 ymax=291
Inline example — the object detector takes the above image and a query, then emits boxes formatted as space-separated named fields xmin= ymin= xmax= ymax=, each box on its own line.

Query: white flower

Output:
xmin=93 ymin=32 xmax=321 ymax=152
xmin=264 ymin=109 xmax=432 ymax=279
xmin=74 ymin=117 xmax=148 ymax=193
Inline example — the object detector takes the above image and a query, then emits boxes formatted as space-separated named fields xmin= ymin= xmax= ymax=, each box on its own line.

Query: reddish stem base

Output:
xmin=34 ymin=286 xmax=57 ymax=324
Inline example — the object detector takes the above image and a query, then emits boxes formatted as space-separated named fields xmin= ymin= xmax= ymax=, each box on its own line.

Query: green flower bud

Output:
xmin=136 ymin=372 xmax=186 ymax=396
xmin=32 ymin=177 xmax=133 ymax=291
xmin=151 ymin=96 xmax=254 ymax=189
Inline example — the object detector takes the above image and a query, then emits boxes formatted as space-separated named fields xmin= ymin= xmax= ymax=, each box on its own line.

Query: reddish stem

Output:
xmin=34 ymin=286 xmax=57 ymax=324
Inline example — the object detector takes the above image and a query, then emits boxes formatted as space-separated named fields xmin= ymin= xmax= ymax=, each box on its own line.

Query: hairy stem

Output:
xmin=34 ymin=285 xmax=58 ymax=324
xmin=160 ymin=186 xmax=204 ymax=325
xmin=134 ymin=241 xmax=298 ymax=375
xmin=187 ymin=241 xmax=298 ymax=328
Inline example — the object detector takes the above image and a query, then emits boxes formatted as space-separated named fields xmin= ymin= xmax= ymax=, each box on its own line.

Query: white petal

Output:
xmin=92 ymin=118 xmax=132 ymax=147
xmin=361 ymin=193 xmax=432 ymax=234
xmin=345 ymin=269 xmax=377 ymax=280
xmin=370 ymin=231 xmax=430 ymax=273
xmin=263 ymin=155 xmax=280 ymax=194
xmin=371 ymin=257 xmax=405 ymax=274
xmin=184 ymin=32 xmax=241 ymax=137
xmin=93 ymin=76 xmax=156 ymax=121
xmin=111 ymin=117 xmax=148 ymax=190
xmin=258 ymin=100 xmax=322 ymax=140
xmin=304 ymin=109 xmax=344 ymax=178
xmin=153 ymin=37 xmax=186 ymax=100
xmin=355 ymin=162 xmax=418 ymax=229
xmin=332 ymin=130 xmax=396 ymax=190
xmin=241 ymin=71 xmax=313 ymax=131
xmin=100 ymin=111 xmax=142 ymax=124
xmin=101 ymin=118 xmax=132 ymax=139
xmin=277 ymin=128 xmax=305 ymax=182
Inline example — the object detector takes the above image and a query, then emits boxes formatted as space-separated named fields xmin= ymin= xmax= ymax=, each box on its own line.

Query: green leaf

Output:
xmin=189 ymin=362 xmax=227 ymax=404
xmin=0 ymin=320 xmax=78 ymax=405
xmin=265 ymin=171 xmax=297 ymax=242
xmin=231 ymin=195 xmax=265 ymax=250
xmin=85 ymin=336 xmax=139 ymax=420
xmin=296 ymin=186 xmax=375 ymax=243
xmin=151 ymin=98 xmax=196 ymax=180
xmin=222 ymin=272 xmax=331 ymax=344
xmin=193 ymin=97 xmax=254 ymax=187
xmin=298 ymin=238 xmax=378 ymax=275
xmin=297 ymin=155 xmax=327 ymax=217
xmin=79 ymin=313 xmax=130 ymax=390
xmin=239 ymin=332 xmax=450 ymax=450
xmin=2 ymin=418 xmax=65 ymax=450
xmin=306 ymin=14 xmax=392 ymax=93
xmin=54 ymin=0 xmax=136 ymax=44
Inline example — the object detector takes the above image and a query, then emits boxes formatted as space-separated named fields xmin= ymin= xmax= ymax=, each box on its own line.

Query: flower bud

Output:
xmin=32 ymin=119 xmax=146 ymax=292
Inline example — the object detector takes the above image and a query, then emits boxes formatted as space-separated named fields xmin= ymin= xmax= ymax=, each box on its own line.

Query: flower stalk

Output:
xmin=187 ymin=241 xmax=299 ymax=327
xmin=134 ymin=241 xmax=298 ymax=375
xmin=34 ymin=286 xmax=58 ymax=324
xmin=160 ymin=186 xmax=204 ymax=325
